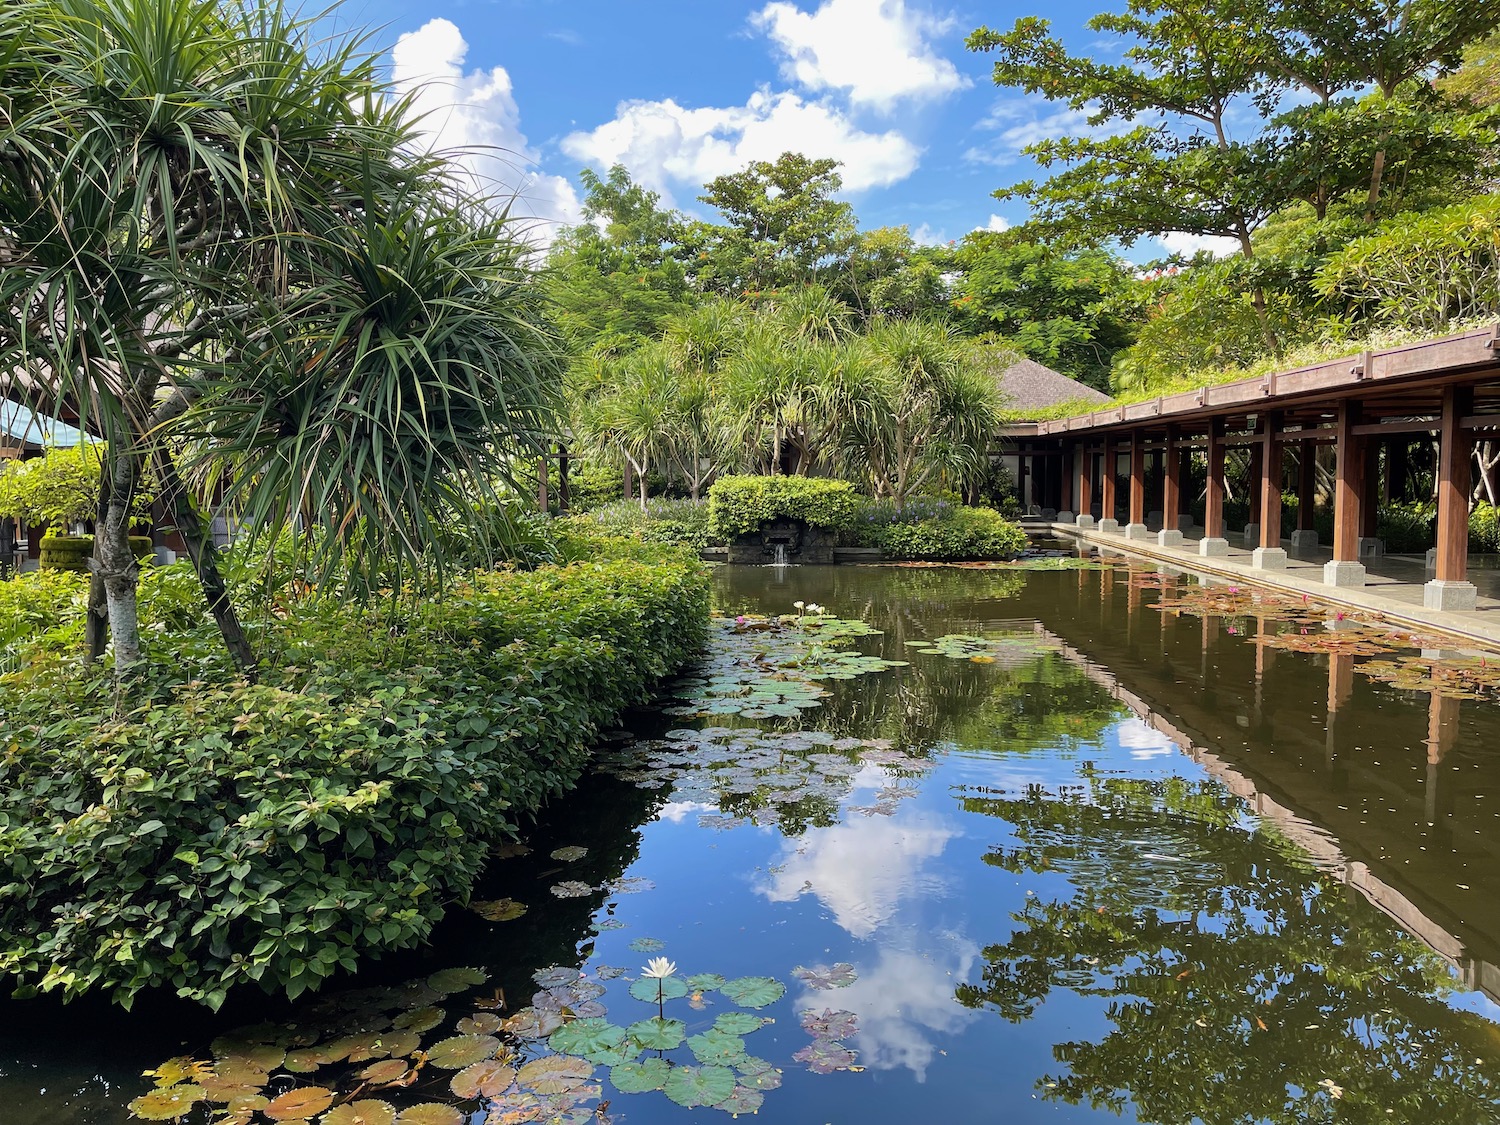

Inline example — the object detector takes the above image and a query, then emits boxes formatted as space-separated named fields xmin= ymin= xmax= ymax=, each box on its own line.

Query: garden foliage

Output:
xmin=707 ymin=476 xmax=859 ymax=540
xmin=851 ymin=498 xmax=1027 ymax=560
xmin=0 ymin=541 xmax=708 ymax=1009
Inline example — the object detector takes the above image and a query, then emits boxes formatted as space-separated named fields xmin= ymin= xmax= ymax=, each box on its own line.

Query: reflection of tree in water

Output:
xmin=817 ymin=647 xmax=1125 ymax=757
xmin=956 ymin=771 xmax=1500 ymax=1124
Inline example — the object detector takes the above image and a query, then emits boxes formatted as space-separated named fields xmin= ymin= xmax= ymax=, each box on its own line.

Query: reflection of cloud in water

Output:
xmin=758 ymin=809 xmax=957 ymax=938
xmin=801 ymin=944 xmax=980 ymax=1081
xmin=1115 ymin=716 xmax=1178 ymax=760
xmin=655 ymin=800 xmax=717 ymax=823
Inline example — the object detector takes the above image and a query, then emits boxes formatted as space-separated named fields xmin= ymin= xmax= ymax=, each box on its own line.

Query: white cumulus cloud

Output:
xmin=751 ymin=0 xmax=969 ymax=111
xmin=390 ymin=18 xmax=581 ymax=246
xmin=561 ymin=88 xmax=921 ymax=199
xmin=1155 ymin=231 xmax=1243 ymax=259
xmin=976 ymin=213 xmax=1010 ymax=232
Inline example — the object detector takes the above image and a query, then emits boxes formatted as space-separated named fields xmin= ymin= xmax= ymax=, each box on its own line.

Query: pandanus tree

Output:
xmin=0 ymin=0 xmax=561 ymax=692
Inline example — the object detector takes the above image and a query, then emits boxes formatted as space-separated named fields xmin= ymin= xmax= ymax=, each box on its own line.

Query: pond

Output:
xmin=8 ymin=559 xmax=1500 ymax=1124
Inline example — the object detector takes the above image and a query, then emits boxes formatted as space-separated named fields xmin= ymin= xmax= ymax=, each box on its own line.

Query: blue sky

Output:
xmin=326 ymin=0 xmax=1193 ymax=253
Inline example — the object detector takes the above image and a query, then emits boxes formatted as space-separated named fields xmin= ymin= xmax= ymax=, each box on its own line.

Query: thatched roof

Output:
xmin=992 ymin=356 xmax=1111 ymax=416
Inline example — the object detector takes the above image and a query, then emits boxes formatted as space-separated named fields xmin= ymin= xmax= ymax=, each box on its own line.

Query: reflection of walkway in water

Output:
xmin=1014 ymin=613 xmax=1500 ymax=1005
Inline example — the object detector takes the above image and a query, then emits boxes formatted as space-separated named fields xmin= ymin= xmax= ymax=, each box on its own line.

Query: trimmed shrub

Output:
xmin=1472 ymin=502 xmax=1500 ymax=553
xmin=707 ymin=475 xmax=859 ymax=541
xmin=871 ymin=506 xmax=1027 ymax=561
xmin=569 ymin=498 xmax=713 ymax=550
xmin=0 ymin=545 xmax=708 ymax=1009
xmin=38 ymin=534 xmax=154 ymax=572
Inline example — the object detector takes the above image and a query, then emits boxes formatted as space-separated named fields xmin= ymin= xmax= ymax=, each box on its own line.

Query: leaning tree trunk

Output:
xmin=85 ymin=455 xmax=113 ymax=664
xmin=95 ymin=443 xmax=145 ymax=693
xmin=151 ymin=447 xmax=258 ymax=679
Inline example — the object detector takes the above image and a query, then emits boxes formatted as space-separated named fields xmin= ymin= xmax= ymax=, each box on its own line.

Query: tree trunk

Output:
xmin=1365 ymin=147 xmax=1387 ymax=222
xmin=85 ymin=455 xmax=113 ymax=664
xmin=96 ymin=446 xmax=145 ymax=695
xmin=152 ymin=447 xmax=258 ymax=679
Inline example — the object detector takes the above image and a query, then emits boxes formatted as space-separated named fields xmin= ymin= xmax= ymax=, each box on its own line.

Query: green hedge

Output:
xmin=872 ymin=507 xmax=1027 ymax=561
xmin=707 ymin=475 xmax=859 ymax=540
xmin=0 ymin=544 xmax=708 ymax=1009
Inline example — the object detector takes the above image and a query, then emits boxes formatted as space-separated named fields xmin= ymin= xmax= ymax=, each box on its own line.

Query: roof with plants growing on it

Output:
xmin=989 ymin=355 xmax=1112 ymax=421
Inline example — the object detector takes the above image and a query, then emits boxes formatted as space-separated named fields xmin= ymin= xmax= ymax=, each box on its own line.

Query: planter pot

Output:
xmin=39 ymin=534 xmax=156 ymax=572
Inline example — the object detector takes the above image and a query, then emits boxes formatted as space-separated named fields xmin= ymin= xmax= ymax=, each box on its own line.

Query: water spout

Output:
xmin=773 ymin=544 xmax=789 ymax=567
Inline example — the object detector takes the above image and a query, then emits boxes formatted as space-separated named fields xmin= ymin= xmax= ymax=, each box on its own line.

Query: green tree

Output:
xmin=545 ymin=165 xmax=693 ymax=349
xmin=687 ymin=153 xmax=857 ymax=296
xmin=835 ymin=225 xmax=951 ymax=323
xmin=0 ymin=0 xmax=562 ymax=691
xmin=953 ymin=234 xmax=1136 ymax=389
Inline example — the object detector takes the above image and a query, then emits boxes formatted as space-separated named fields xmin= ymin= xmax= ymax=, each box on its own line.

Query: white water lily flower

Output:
xmin=793 ymin=600 xmax=805 ymax=610
xmin=641 ymin=957 xmax=677 ymax=979
xmin=806 ymin=603 xmax=824 ymax=615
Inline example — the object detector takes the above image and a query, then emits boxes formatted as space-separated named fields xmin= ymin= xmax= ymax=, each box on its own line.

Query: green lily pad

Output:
xmin=712 ymin=1012 xmax=768 ymax=1036
xmin=629 ymin=976 xmax=688 ymax=1003
xmin=719 ymin=1086 xmax=766 ymax=1116
xmin=516 ymin=1055 xmax=594 ymax=1095
xmin=265 ymin=1086 xmax=335 ymax=1120
xmin=550 ymin=845 xmax=589 ymax=862
xmin=686 ymin=1029 xmax=748 ymax=1067
xmin=627 ymin=1017 xmax=686 ymax=1051
xmin=427 ymin=967 xmax=487 ymax=995
xmin=663 ymin=1064 xmax=737 ymax=1109
xmin=720 ymin=976 xmax=785 ymax=1009
xmin=450 ymin=1060 xmax=516 ymax=1099
xmin=127 ymin=1086 xmax=205 ymax=1121
xmin=548 ymin=1019 xmax=632 ymax=1065
xmin=685 ymin=972 xmax=726 ymax=992
xmin=551 ymin=880 xmax=593 ymax=898
xmin=324 ymin=1101 xmax=398 ymax=1125
xmin=470 ymin=898 xmax=528 ymax=922
xmin=609 ymin=1057 xmax=671 ymax=1094
xmin=735 ymin=1056 xmax=783 ymax=1091
xmin=423 ymin=1034 xmax=499 ymax=1070
xmin=628 ymin=937 xmax=666 ymax=953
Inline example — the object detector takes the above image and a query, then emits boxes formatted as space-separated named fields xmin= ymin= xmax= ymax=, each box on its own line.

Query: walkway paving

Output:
xmin=1028 ymin=519 xmax=1500 ymax=649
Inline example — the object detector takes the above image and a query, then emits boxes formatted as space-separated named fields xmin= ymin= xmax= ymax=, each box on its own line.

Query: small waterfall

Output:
xmin=773 ymin=544 xmax=789 ymax=566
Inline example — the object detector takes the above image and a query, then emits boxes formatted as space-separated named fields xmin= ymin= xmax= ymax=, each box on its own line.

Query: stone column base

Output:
xmin=1424 ymin=579 xmax=1478 ymax=612
xmin=1324 ymin=560 xmax=1367 ymax=587
xmin=1290 ymin=529 xmax=1319 ymax=550
xmin=1252 ymin=547 xmax=1288 ymax=569
xmin=1243 ymin=523 xmax=1260 ymax=547
xmin=1158 ymin=529 xmax=1184 ymax=547
xmin=1125 ymin=523 xmax=1151 ymax=540
xmin=1056 ymin=511 xmax=1076 ymax=524
xmin=1098 ymin=518 xmax=1120 ymax=533
xmin=1199 ymin=537 xmax=1230 ymax=557
xmin=1357 ymin=536 xmax=1385 ymax=557
xmin=1178 ymin=514 xmax=1195 ymax=529
xmin=1075 ymin=514 xmax=1096 ymax=529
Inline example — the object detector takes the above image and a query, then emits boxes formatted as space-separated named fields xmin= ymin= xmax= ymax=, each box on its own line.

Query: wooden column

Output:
xmin=1078 ymin=449 xmax=1094 ymax=518
xmin=1129 ymin=431 xmax=1146 ymax=526
xmin=1247 ymin=437 xmax=1264 ymax=522
xmin=1101 ymin=438 xmax=1117 ymax=522
xmin=557 ymin=447 xmax=572 ymax=513
xmin=1258 ymin=412 xmax=1282 ymax=550
xmin=1361 ymin=438 xmax=1381 ymax=537
xmin=1205 ymin=420 xmax=1226 ymax=538
xmin=1297 ymin=441 xmax=1317 ymax=531
xmin=1059 ymin=445 xmax=1074 ymax=513
xmin=1162 ymin=427 xmax=1180 ymax=532
xmin=1331 ymin=402 xmax=1364 ymax=563
xmin=1434 ymin=385 xmax=1473 ymax=584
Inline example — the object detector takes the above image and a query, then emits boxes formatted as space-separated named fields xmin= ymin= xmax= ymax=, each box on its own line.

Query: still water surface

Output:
xmin=6 ymin=562 xmax=1500 ymax=1124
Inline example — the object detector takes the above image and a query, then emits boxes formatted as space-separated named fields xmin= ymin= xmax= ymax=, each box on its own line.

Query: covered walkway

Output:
xmin=1004 ymin=324 xmax=1500 ymax=615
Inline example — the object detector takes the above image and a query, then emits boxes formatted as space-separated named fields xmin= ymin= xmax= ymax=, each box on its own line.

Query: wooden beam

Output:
xmin=1434 ymin=385 xmax=1474 ymax=583
xmin=1351 ymin=419 xmax=1439 ymax=437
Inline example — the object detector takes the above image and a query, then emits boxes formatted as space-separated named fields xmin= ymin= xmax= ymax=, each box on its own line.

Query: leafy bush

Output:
xmin=561 ymin=461 xmax=625 ymax=512
xmin=707 ymin=475 xmax=859 ymax=540
xmin=0 ymin=569 xmax=87 ymax=674
xmin=569 ymin=498 xmax=713 ymax=550
xmin=868 ymin=506 xmax=1027 ymax=560
xmin=0 ymin=444 xmax=153 ymax=529
xmin=1472 ymin=502 xmax=1500 ymax=553
xmin=1377 ymin=502 xmax=1436 ymax=554
xmin=0 ymin=547 xmax=708 ymax=1009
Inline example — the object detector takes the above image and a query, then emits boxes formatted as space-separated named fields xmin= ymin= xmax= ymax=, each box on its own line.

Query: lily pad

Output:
xmin=396 ymin=1105 xmax=464 ymax=1125
xmin=533 ymin=966 xmax=582 ymax=989
xmin=800 ymin=1008 xmax=859 ymax=1040
xmin=626 ymin=1017 xmax=686 ymax=1051
xmin=517 ymin=1055 xmax=595 ymax=1095
xmin=550 ymin=880 xmax=593 ymax=899
xmin=264 ymin=1087 xmax=334 ymax=1120
xmin=127 ymin=1086 xmax=205 ymax=1120
xmin=628 ymin=937 xmax=666 ymax=953
xmin=471 ymin=898 xmax=528 ymax=922
xmin=685 ymin=972 xmax=726 ymax=992
xmin=323 ymin=1101 xmax=398 ymax=1125
xmin=792 ymin=962 xmax=858 ymax=990
xmin=609 ymin=1057 xmax=671 ymax=1094
xmin=548 ymin=1019 xmax=632 ymax=1064
xmin=393 ymin=1005 xmax=445 ymax=1032
xmin=793 ymin=1039 xmax=858 ymax=1074
xmin=450 ymin=1060 xmax=517 ymax=1099
xmin=713 ymin=1012 xmax=768 ymax=1036
xmin=686 ymin=1029 xmax=748 ymax=1066
xmin=424 ymin=1034 xmax=499 ymax=1069
xmin=664 ymin=1064 xmax=737 ymax=1109
xmin=550 ymin=846 xmax=589 ymax=862
xmin=735 ymin=1056 xmax=783 ymax=1091
xmin=605 ymin=876 xmax=655 ymax=895
xmin=357 ymin=1059 xmax=409 ymax=1084
xmin=629 ymin=976 xmax=689 ymax=1003
xmin=719 ymin=1086 xmax=766 ymax=1116
xmin=427 ymin=967 xmax=487 ymax=995
xmin=720 ymin=976 xmax=785 ymax=1009
xmin=283 ymin=1049 xmax=328 ymax=1074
